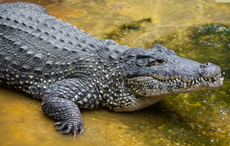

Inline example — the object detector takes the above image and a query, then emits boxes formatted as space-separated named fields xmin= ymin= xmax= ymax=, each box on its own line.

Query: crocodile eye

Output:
xmin=156 ymin=58 xmax=165 ymax=63
xmin=156 ymin=56 xmax=166 ymax=64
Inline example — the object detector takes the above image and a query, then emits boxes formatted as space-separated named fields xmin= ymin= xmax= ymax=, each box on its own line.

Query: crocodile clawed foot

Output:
xmin=54 ymin=120 xmax=84 ymax=137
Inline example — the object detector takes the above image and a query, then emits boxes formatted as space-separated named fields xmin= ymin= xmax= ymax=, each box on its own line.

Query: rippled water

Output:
xmin=0 ymin=0 xmax=230 ymax=145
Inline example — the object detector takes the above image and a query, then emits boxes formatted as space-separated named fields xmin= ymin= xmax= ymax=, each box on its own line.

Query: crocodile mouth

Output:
xmin=126 ymin=73 xmax=224 ymax=90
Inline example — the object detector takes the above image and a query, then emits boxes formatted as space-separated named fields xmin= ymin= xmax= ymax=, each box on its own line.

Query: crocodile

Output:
xmin=0 ymin=2 xmax=224 ymax=137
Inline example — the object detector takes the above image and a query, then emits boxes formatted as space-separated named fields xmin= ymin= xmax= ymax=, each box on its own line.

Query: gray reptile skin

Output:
xmin=0 ymin=2 xmax=224 ymax=137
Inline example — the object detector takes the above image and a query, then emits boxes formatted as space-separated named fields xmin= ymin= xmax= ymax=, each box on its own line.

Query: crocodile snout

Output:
xmin=198 ymin=62 xmax=221 ymax=78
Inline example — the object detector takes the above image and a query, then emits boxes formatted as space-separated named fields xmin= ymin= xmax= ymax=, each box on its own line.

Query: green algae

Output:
xmin=104 ymin=18 xmax=152 ymax=40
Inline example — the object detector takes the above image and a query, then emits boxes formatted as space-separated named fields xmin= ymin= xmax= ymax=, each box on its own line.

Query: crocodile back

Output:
xmin=0 ymin=2 xmax=49 ymax=14
xmin=0 ymin=3 xmax=105 ymax=98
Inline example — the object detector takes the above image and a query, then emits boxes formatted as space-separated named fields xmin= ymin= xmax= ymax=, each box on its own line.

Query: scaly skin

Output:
xmin=0 ymin=2 xmax=224 ymax=136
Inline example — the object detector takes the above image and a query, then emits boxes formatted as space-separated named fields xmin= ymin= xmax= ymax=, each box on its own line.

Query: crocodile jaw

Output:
xmin=125 ymin=74 xmax=224 ymax=96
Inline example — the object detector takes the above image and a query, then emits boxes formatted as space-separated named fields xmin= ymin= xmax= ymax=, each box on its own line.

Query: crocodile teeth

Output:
xmin=214 ymin=77 xmax=224 ymax=85
xmin=151 ymin=73 xmax=222 ymax=88
xmin=220 ymin=77 xmax=224 ymax=83
xmin=176 ymin=79 xmax=181 ymax=82
xmin=184 ymin=82 xmax=187 ymax=88
xmin=192 ymin=80 xmax=195 ymax=85
xmin=201 ymin=77 xmax=205 ymax=83
xmin=217 ymin=73 xmax=221 ymax=78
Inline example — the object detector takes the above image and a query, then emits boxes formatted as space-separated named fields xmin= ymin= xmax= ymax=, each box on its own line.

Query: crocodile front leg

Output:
xmin=41 ymin=78 xmax=100 ymax=136
xmin=41 ymin=96 xmax=84 ymax=137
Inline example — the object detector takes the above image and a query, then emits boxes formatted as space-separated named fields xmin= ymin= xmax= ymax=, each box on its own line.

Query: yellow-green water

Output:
xmin=0 ymin=0 xmax=230 ymax=145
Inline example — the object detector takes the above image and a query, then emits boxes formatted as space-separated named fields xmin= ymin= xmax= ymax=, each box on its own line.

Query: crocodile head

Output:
xmin=124 ymin=44 xmax=224 ymax=97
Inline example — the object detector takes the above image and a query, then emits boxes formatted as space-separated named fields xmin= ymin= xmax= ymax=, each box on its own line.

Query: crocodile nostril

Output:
xmin=205 ymin=62 xmax=211 ymax=66
xmin=200 ymin=62 xmax=213 ymax=68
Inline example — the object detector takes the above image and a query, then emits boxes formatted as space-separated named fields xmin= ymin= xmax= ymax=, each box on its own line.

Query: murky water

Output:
xmin=0 ymin=0 xmax=230 ymax=145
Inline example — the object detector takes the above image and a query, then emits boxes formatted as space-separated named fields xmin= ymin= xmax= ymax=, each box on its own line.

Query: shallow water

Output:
xmin=0 ymin=0 xmax=230 ymax=145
